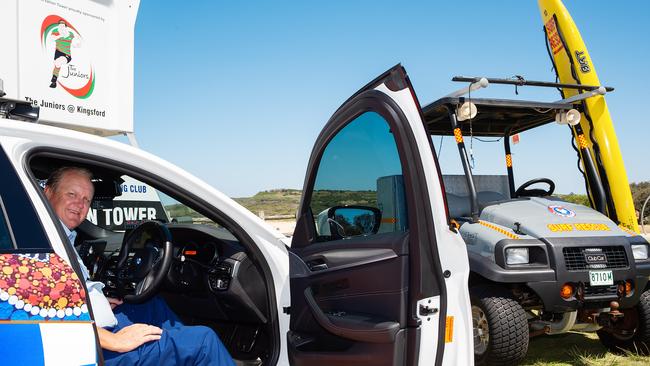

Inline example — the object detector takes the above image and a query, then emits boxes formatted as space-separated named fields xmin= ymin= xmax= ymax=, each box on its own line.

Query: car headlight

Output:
xmin=506 ymin=248 xmax=529 ymax=265
xmin=632 ymin=244 xmax=649 ymax=260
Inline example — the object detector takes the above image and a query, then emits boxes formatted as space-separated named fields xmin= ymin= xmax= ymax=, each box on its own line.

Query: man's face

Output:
xmin=58 ymin=23 xmax=68 ymax=36
xmin=45 ymin=171 xmax=94 ymax=230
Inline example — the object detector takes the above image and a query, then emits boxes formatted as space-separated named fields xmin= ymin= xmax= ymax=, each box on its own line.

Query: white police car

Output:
xmin=0 ymin=66 xmax=473 ymax=365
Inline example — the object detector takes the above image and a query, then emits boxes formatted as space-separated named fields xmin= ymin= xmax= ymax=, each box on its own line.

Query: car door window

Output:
xmin=310 ymin=111 xmax=408 ymax=241
xmin=0 ymin=148 xmax=49 ymax=249
xmin=0 ymin=198 xmax=15 ymax=249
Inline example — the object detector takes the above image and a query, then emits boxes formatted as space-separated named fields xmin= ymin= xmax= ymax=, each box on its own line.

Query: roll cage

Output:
xmin=421 ymin=76 xmax=612 ymax=222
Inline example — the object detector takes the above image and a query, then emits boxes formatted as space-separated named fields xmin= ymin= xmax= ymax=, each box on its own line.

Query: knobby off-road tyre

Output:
xmin=597 ymin=290 xmax=650 ymax=355
xmin=472 ymin=289 xmax=529 ymax=365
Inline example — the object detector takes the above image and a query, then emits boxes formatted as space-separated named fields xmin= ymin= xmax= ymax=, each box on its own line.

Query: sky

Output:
xmin=131 ymin=0 xmax=650 ymax=198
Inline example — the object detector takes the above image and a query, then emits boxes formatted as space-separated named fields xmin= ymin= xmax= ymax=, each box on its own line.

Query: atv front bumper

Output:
xmin=470 ymin=236 xmax=650 ymax=313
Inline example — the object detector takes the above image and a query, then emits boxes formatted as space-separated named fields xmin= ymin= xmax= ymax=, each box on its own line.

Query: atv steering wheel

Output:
xmin=515 ymin=178 xmax=555 ymax=197
xmin=115 ymin=221 xmax=174 ymax=304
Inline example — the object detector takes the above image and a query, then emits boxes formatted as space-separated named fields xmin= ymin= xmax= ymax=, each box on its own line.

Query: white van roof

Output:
xmin=0 ymin=0 xmax=140 ymax=137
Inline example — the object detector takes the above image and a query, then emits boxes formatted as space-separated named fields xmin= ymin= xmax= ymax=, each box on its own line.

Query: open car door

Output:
xmin=287 ymin=66 xmax=473 ymax=366
xmin=0 ymin=143 xmax=100 ymax=365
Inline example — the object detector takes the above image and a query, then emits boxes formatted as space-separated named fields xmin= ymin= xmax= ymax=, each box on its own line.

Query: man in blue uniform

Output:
xmin=44 ymin=166 xmax=235 ymax=365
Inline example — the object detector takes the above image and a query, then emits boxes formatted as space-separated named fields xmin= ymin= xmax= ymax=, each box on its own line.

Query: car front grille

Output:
xmin=583 ymin=284 xmax=618 ymax=298
xmin=563 ymin=246 xmax=628 ymax=271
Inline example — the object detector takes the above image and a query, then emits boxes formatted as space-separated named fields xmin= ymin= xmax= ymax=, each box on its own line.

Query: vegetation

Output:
xmin=233 ymin=189 xmax=302 ymax=217
xmin=558 ymin=181 xmax=650 ymax=223
xmin=167 ymin=181 xmax=650 ymax=223
xmin=164 ymin=189 xmax=303 ymax=220
xmin=165 ymin=179 xmax=650 ymax=229
xmin=631 ymin=181 xmax=650 ymax=222
xmin=165 ymin=202 xmax=202 ymax=219
xmin=164 ymin=188 xmax=379 ymax=228
xmin=524 ymin=332 xmax=649 ymax=366
xmin=310 ymin=190 xmax=377 ymax=216
xmin=557 ymin=193 xmax=591 ymax=207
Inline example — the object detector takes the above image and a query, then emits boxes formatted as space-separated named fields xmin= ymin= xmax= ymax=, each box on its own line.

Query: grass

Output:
xmin=233 ymin=189 xmax=302 ymax=217
xmin=232 ymin=189 xmax=378 ymax=218
xmin=523 ymin=332 xmax=650 ymax=365
xmin=166 ymin=189 xmax=303 ymax=220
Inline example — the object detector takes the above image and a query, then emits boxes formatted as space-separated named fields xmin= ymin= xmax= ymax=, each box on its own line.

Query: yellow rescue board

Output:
xmin=538 ymin=0 xmax=639 ymax=233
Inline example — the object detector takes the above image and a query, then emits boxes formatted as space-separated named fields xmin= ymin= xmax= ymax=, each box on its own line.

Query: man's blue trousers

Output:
xmin=103 ymin=297 xmax=235 ymax=366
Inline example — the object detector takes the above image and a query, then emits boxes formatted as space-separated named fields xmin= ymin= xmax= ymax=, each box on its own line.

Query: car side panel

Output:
xmin=0 ymin=139 xmax=98 ymax=365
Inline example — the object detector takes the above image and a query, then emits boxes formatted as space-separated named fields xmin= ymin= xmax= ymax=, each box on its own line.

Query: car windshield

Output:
xmin=432 ymin=121 xmax=589 ymax=198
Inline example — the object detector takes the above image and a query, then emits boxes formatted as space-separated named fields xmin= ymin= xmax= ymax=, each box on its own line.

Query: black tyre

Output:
xmin=597 ymin=289 xmax=650 ymax=355
xmin=471 ymin=288 xmax=529 ymax=365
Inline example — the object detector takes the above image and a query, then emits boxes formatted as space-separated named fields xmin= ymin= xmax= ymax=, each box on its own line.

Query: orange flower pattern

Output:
xmin=0 ymin=253 xmax=90 ymax=321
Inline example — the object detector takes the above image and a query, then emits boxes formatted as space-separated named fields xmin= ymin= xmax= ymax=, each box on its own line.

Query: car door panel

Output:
xmin=0 ymin=143 xmax=100 ymax=365
xmin=289 ymin=229 xmax=410 ymax=365
xmin=288 ymin=331 xmax=407 ymax=366
xmin=302 ymin=286 xmax=400 ymax=343
xmin=0 ymin=251 xmax=97 ymax=366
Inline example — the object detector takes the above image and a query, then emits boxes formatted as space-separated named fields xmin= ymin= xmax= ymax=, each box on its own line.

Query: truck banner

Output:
xmin=0 ymin=0 xmax=139 ymax=136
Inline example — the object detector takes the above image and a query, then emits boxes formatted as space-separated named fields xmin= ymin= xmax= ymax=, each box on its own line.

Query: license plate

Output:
xmin=589 ymin=270 xmax=613 ymax=286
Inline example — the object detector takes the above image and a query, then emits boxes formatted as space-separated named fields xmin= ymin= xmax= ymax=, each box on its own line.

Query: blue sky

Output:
xmin=132 ymin=0 xmax=649 ymax=197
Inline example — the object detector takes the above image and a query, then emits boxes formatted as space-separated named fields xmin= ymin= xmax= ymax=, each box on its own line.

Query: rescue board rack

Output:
xmin=0 ymin=97 xmax=40 ymax=122
xmin=0 ymin=78 xmax=40 ymax=122
xmin=450 ymin=76 xmax=613 ymax=104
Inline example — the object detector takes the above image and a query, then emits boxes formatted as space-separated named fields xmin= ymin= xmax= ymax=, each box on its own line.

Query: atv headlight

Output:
xmin=632 ymin=244 xmax=649 ymax=260
xmin=506 ymin=248 xmax=529 ymax=265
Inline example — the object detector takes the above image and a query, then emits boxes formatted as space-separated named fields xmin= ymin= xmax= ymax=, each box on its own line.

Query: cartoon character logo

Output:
xmin=547 ymin=205 xmax=576 ymax=218
xmin=41 ymin=15 xmax=95 ymax=99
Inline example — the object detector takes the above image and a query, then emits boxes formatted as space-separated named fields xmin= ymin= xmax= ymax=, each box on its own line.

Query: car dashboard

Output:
xmin=91 ymin=223 xmax=269 ymax=326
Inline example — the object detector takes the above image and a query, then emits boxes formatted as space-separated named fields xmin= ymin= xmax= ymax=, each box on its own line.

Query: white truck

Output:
xmin=0 ymin=1 xmax=474 ymax=365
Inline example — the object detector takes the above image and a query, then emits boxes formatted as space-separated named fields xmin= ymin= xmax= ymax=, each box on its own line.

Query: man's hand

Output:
xmin=98 ymin=324 xmax=162 ymax=353
xmin=107 ymin=297 xmax=123 ymax=310
xmin=113 ymin=324 xmax=163 ymax=352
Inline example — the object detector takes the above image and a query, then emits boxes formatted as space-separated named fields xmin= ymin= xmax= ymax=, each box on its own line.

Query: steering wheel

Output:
xmin=115 ymin=221 xmax=174 ymax=303
xmin=515 ymin=178 xmax=555 ymax=197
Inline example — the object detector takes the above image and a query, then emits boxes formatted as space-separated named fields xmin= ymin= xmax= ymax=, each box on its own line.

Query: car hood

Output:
xmin=479 ymin=197 xmax=628 ymax=239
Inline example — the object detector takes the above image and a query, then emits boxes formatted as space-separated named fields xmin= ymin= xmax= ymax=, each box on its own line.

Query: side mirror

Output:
xmin=325 ymin=205 xmax=381 ymax=239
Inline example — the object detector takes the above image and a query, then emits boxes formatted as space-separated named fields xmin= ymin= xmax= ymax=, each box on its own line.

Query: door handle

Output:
xmin=308 ymin=262 xmax=328 ymax=271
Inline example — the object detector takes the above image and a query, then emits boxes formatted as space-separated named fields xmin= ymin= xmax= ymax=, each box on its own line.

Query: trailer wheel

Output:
xmin=471 ymin=288 xmax=529 ymax=365
xmin=597 ymin=290 xmax=650 ymax=355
